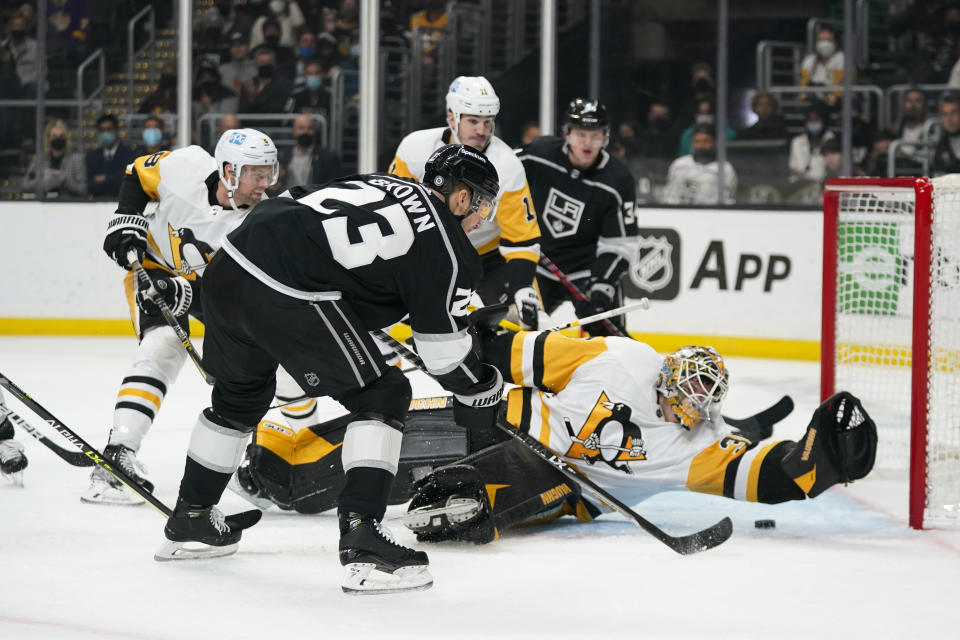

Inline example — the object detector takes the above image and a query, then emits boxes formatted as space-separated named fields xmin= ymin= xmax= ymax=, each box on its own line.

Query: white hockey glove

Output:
xmin=136 ymin=272 xmax=194 ymax=317
xmin=508 ymin=286 xmax=541 ymax=330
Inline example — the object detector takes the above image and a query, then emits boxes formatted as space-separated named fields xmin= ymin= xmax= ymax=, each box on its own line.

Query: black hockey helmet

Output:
xmin=564 ymin=98 xmax=610 ymax=131
xmin=423 ymin=143 xmax=500 ymax=221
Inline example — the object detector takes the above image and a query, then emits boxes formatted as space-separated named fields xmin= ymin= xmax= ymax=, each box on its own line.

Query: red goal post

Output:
xmin=822 ymin=177 xmax=960 ymax=530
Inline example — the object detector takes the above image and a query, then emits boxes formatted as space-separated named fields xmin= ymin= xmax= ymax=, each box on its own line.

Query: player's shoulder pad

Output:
xmin=396 ymin=127 xmax=446 ymax=158
xmin=518 ymin=135 xmax=564 ymax=158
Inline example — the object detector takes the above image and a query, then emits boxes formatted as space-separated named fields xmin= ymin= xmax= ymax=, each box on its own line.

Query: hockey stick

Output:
xmin=549 ymin=299 xmax=649 ymax=332
xmin=129 ymin=255 xmax=215 ymax=385
xmin=0 ymin=371 xmax=174 ymax=517
xmin=370 ymin=329 xmax=733 ymax=555
xmin=0 ymin=403 xmax=94 ymax=467
xmin=724 ymin=395 xmax=794 ymax=443
xmin=539 ymin=254 xmax=627 ymax=337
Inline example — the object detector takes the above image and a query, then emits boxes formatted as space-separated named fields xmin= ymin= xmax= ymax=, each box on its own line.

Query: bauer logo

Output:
xmin=542 ymin=188 xmax=585 ymax=238
xmin=622 ymin=228 xmax=680 ymax=301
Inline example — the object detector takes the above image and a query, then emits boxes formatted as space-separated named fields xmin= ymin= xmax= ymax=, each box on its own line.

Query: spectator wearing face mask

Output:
xmin=2 ymin=14 xmax=37 ymax=94
xmin=677 ymin=98 xmax=735 ymax=157
xmin=661 ymin=125 xmax=737 ymax=205
xmin=193 ymin=64 xmax=238 ymax=125
xmin=291 ymin=30 xmax=317 ymax=85
xmin=799 ymin=27 xmax=846 ymax=104
xmin=24 ymin=118 xmax=87 ymax=198
xmin=279 ymin=112 xmax=343 ymax=188
xmin=789 ymin=99 xmax=835 ymax=182
xmin=240 ymin=48 xmax=293 ymax=114
xmin=136 ymin=116 xmax=167 ymax=155
xmin=286 ymin=59 xmax=331 ymax=114
xmin=85 ymin=113 xmax=135 ymax=199
xmin=250 ymin=1 xmax=304 ymax=50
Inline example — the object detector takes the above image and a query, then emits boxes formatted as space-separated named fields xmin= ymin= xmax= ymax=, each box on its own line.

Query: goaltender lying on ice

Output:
xmin=228 ymin=329 xmax=878 ymax=544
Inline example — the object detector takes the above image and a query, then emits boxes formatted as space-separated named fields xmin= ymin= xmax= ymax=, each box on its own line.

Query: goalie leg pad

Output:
xmin=780 ymin=391 xmax=877 ymax=498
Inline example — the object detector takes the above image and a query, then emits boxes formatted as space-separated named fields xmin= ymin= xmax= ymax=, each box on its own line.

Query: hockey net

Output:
xmin=822 ymin=177 xmax=960 ymax=529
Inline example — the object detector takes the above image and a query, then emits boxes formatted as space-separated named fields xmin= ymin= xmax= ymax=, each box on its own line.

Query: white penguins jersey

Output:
xmin=501 ymin=331 xmax=776 ymax=508
xmin=121 ymin=145 xmax=255 ymax=280
xmin=388 ymin=127 xmax=541 ymax=264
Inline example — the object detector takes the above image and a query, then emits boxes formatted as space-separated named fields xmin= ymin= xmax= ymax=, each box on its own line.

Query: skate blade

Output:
xmin=81 ymin=485 xmax=144 ymax=506
xmin=401 ymin=498 xmax=480 ymax=531
xmin=1 ymin=470 xmax=24 ymax=487
xmin=154 ymin=539 xmax=239 ymax=562
xmin=341 ymin=563 xmax=433 ymax=595
xmin=226 ymin=474 xmax=275 ymax=511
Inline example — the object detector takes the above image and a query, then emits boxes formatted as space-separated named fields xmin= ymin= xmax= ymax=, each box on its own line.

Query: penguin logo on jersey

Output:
xmin=542 ymin=187 xmax=585 ymax=238
xmin=168 ymin=225 xmax=217 ymax=278
xmin=563 ymin=391 xmax=646 ymax=472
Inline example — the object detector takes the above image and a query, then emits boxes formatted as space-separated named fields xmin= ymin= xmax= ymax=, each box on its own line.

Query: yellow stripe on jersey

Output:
xmin=686 ymin=434 xmax=752 ymax=496
xmin=388 ymin=155 xmax=416 ymax=180
xmin=746 ymin=442 xmax=781 ymax=502
xmin=496 ymin=185 xmax=540 ymax=247
xmin=129 ymin=151 xmax=172 ymax=200
xmin=475 ymin=236 xmax=500 ymax=256
xmin=506 ymin=331 xmax=609 ymax=392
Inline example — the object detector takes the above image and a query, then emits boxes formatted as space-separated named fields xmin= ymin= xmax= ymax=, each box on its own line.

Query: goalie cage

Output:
xmin=822 ymin=176 xmax=960 ymax=529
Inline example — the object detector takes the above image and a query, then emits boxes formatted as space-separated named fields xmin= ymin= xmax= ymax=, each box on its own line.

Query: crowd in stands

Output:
xmin=7 ymin=1 xmax=960 ymax=205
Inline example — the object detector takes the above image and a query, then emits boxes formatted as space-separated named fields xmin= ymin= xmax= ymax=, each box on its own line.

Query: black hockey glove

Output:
xmin=508 ymin=286 xmax=541 ymax=330
xmin=453 ymin=364 xmax=503 ymax=432
xmin=103 ymin=213 xmax=150 ymax=269
xmin=135 ymin=271 xmax=194 ymax=317
xmin=575 ymin=281 xmax=623 ymax=337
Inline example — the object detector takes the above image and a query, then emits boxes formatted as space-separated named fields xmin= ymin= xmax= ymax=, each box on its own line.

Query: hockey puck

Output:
xmin=754 ymin=519 xmax=776 ymax=529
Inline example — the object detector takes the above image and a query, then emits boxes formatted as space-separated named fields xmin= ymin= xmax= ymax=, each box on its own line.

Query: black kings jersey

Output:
xmin=222 ymin=173 xmax=482 ymax=373
xmin=518 ymin=137 xmax=637 ymax=284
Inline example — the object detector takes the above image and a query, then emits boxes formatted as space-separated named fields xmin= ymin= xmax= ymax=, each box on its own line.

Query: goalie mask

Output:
xmin=656 ymin=345 xmax=729 ymax=429
xmin=214 ymin=128 xmax=279 ymax=209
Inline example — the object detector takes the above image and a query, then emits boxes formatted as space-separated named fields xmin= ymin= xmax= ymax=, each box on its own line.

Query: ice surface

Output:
xmin=1 ymin=337 xmax=958 ymax=639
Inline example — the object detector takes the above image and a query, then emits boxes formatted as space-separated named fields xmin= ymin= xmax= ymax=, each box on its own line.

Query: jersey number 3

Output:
xmin=300 ymin=181 xmax=415 ymax=269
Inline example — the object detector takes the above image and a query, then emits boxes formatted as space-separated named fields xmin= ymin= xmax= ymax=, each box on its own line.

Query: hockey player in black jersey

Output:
xmin=518 ymin=99 xmax=638 ymax=336
xmin=159 ymin=144 xmax=504 ymax=594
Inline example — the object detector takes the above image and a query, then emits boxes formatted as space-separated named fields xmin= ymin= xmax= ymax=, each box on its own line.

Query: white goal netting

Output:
xmin=831 ymin=176 xmax=960 ymax=527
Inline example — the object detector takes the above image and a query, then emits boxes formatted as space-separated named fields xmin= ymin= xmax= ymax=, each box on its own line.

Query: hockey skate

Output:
xmin=339 ymin=512 xmax=432 ymax=595
xmin=402 ymin=496 xmax=483 ymax=536
xmin=0 ymin=438 xmax=28 ymax=487
xmin=81 ymin=444 xmax=154 ymax=506
xmin=154 ymin=500 xmax=263 ymax=561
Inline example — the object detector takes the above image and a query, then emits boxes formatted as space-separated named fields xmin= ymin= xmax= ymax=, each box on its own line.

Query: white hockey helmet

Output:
xmin=656 ymin=345 xmax=729 ymax=429
xmin=214 ymin=128 xmax=279 ymax=195
xmin=446 ymin=76 xmax=500 ymax=135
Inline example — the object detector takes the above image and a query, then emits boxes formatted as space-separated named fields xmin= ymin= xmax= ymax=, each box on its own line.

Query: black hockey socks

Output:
xmin=338 ymin=466 xmax=394 ymax=524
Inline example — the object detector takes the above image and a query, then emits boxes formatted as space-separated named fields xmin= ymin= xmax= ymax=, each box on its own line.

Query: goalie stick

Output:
xmin=0 ymin=371 xmax=174 ymax=517
xmin=129 ymin=255 xmax=214 ymax=385
xmin=539 ymin=254 xmax=628 ymax=337
xmin=0 ymin=403 xmax=93 ymax=467
xmin=370 ymin=329 xmax=733 ymax=555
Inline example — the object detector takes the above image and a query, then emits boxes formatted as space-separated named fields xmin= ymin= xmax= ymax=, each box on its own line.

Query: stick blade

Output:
xmin=668 ymin=516 xmax=733 ymax=555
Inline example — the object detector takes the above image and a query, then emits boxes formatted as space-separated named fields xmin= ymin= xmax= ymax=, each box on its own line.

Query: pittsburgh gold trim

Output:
xmin=0 ymin=318 xmax=206 ymax=336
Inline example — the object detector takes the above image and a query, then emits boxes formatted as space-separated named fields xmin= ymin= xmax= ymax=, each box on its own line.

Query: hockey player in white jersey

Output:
xmin=402 ymin=330 xmax=876 ymax=543
xmin=85 ymin=128 xmax=310 ymax=505
xmin=389 ymin=76 xmax=543 ymax=329
xmin=661 ymin=124 xmax=738 ymax=205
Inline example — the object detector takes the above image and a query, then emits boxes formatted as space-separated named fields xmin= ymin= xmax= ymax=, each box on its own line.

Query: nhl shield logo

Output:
xmin=304 ymin=372 xmax=320 ymax=387
xmin=543 ymin=187 xmax=585 ymax=238
xmin=630 ymin=235 xmax=674 ymax=293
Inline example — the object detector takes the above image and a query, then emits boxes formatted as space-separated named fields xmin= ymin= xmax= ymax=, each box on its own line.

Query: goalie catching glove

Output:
xmin=103 ymin=213 xmax=149 ymax=269
xmin=780 ymin=391 xmax=877 ymax=498
xmin=135 ymin=271 xmax=194 ymax=317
